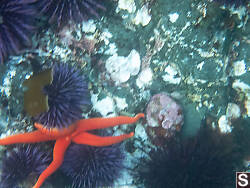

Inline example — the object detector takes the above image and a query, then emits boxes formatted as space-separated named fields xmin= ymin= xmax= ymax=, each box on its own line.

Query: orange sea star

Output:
xmin=0 ymin=113 xmax=144 ymax=188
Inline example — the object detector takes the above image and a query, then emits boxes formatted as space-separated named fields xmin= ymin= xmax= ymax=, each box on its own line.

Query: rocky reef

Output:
xmin=0 ymin=0 xmax=249 ymax=187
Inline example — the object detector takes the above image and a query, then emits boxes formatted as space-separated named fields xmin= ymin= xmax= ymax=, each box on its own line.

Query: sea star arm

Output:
xmin=75 ymin=113 xmax=144 ymax=132
xmin=33 ymin=137 xmax=71 ymax=188
xmin=0 ymin=130 xmax=55 ymax=145
xmin=72 ymin=132 xmax=134 ymax=146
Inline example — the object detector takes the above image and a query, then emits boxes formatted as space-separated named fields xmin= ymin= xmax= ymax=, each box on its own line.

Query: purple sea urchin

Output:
xmin=35 ymin=63 xmax=90 ymax=130
xmin=232 ymin=118 xmax=250 ymax=160
xmin=0 ymin=145 xmax=51 ymax=188
xmin=39 ymin=0 xmax=106 ymax=28
xmin=0 ymin=0 xmax=37 ymax=63
xmin=134 ymin=123 xmax=244 ymax=188
xmin=61 ymin=143 xmax=124 ymax=188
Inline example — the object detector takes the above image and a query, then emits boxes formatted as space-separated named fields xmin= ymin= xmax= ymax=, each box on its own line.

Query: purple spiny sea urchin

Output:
xmin=35 ymin=63 xmax=90 ymax=130
xmin=0 ymin=144 xmax=51 ymax=188
xmin=61 ymin=143 xmax=124 ymax=188
xmin=0 ymin=0 xmax=37 ymax=63
xmin=39 ymin=0 xmax=106 ymax=28
xmin=134 ymin=123 xmax=244 ymax=188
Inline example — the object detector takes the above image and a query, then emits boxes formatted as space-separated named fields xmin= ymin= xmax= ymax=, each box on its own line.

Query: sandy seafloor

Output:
xmin=0 ymin=0 xmax=249 ymax=187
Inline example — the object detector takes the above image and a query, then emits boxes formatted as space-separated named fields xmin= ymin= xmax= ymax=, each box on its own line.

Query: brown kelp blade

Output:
xmin=23 ymin=69 xmax=53 ymax=117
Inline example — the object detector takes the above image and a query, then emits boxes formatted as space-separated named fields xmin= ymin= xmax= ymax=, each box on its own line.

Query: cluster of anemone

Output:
xmin=133 ymin=123 xmax=244 ymax=188
xmin=61 ymin=143 xmax=125 ymax=188
xmin=0 ymin=144 xmax=51 ymax=188
xmin=0 ymin=0 xmax=106 ymax=64
xmin=34 ymin=63 xmax=90 ymax=129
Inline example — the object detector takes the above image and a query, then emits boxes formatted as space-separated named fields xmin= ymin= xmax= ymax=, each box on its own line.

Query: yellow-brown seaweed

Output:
xmin=23 ymin=69 xmax=53 ymax=117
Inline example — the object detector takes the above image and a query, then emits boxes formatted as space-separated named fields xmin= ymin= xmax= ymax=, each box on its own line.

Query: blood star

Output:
xmin=0 ymin=113 xmax=144 ymax=188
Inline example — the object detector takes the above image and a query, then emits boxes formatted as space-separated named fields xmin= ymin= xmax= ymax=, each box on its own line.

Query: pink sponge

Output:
xmin=146 ymin=93 xmax=184 ymax=144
